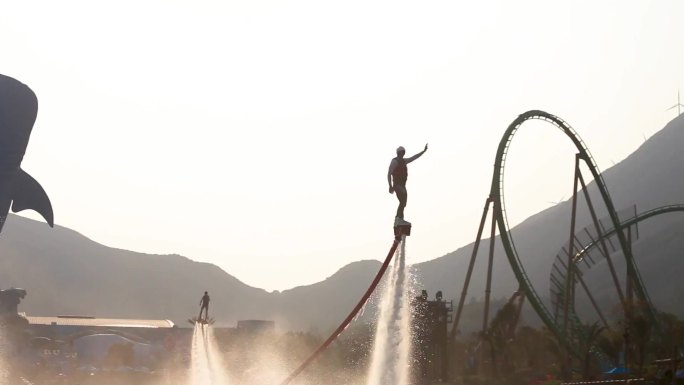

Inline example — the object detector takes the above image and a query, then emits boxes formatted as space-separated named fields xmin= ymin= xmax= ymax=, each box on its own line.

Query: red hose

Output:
xmin=278 ymin=238 xmax=401 ymax=385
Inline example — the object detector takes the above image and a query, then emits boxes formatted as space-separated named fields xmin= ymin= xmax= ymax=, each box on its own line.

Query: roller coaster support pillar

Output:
xmin=482 ymin=206 xmax=497 ymax=333
xmin=581 ymin=156 xmax=660 ymax=331
xmin=564 ymin=154 xmax=581 ymax=334
xmin=626 ymin=227 xmax=634 ymax=303
xmin=562 ymin=246 xmax=610 ymax=329
xmin=450 ymin=197 xmax=492 ymax=340
xmin=633 ymin=205 xmax=640 ymax=239
xmin=577 ymin=165 xmax=626 ymax=310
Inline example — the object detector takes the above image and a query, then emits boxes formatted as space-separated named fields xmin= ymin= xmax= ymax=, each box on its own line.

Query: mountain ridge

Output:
xmin=2 ymin=113 xmax=684 ymax=331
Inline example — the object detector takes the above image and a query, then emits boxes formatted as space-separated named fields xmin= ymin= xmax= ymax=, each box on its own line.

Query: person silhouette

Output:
xmin=388 ymin=144 xmax=428 ymax=224
xmin=198 ymin=291 xmax=210 ymax=322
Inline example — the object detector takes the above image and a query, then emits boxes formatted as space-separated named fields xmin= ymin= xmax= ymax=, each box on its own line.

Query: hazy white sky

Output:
xmin=2 ymin=1 xmax=682 ymax=291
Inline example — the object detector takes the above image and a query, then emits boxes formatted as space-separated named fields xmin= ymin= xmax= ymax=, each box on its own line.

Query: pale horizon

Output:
xmin=2 ymin=0 xmax=683 ymax=291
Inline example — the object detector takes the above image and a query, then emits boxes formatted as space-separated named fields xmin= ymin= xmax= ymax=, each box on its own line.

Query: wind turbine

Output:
xmin=547 ymin=195 xmax=566 ymax=206
xmin=667 ymin=90 xmax=684 ymax=116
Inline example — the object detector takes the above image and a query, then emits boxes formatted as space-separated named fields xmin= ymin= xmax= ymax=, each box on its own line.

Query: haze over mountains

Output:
xmin=1 ymin=114 xmax=683 ymax=332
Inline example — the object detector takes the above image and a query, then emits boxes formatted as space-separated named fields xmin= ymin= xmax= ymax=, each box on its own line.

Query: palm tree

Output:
xmin=617 ymin=299 xmax=654 ymax=377
xmin=485 ymin=301 xmax=519 ymax=376
xmin=514 ymin=326 xmax=545 ymax=370
xmin=542 ymin=327 xmax=570 ymax=380
xmin=578 ymin=321 xmax=605 ymax=380
xmin=657 ymin=312 xmax=684 ymax=359
xmin=628 ymin=312 xmax=652 ymax=377
xmin=595 ymin=328 xmax=623 ymax=368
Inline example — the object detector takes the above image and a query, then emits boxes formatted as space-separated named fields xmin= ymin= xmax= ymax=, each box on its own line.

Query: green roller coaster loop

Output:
xmin=490 ymin=110 xmax=657 ymax=351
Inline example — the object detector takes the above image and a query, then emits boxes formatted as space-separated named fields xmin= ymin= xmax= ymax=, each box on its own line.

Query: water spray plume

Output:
xmin=189 ymin=323 xmax=230 ymax=385
xmin=278 ymin=238 xmax=401 ymax=385
xmin=366 ymin=237 xmax=412 ymax=385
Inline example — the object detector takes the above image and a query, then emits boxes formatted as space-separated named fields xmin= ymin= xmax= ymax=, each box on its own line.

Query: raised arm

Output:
xmin=387 ymin=159 xmax=397 ymax=193
xmin=406 ymin=143 xmax=428 ymax=163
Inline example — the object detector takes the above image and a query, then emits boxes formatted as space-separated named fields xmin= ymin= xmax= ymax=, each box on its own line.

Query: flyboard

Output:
xmin=196 ymin=317 xmax=209 ymax=336
xmin=393 ymin=217 xmax=411 ymax=239
xmin=196 ymin=318 xmax=209 ymax=337
xmin=278 ymin=219 xmax=411 ymax=385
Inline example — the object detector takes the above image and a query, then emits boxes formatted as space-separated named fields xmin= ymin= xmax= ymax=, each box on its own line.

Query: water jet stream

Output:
xmin=189 ymin=324 xmax=230 ymax=385
xmin=366 ymin=237 xmax=412 ymax=385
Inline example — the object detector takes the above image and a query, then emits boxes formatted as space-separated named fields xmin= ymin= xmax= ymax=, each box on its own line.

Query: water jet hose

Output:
xmin=278 ymin=238 xmax=401 ymax=385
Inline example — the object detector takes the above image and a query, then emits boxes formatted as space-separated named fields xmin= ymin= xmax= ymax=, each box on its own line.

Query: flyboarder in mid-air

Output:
xmin=388 ymin=144 xmax=428 ymax=228
xmin=198 ymin=291 xmax=210 ymax=323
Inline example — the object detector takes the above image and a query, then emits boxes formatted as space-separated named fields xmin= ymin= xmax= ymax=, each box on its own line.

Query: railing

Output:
xmin=560 ymin=379 xmax=645 ymax=385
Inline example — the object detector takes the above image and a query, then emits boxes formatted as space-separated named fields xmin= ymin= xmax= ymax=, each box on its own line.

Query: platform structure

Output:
xmin=412 ymin=290 xmax=453 ymax=384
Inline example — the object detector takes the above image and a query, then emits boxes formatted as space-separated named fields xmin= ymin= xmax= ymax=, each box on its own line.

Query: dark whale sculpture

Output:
xmin=0 ymin=74 xmax=53 ymax=233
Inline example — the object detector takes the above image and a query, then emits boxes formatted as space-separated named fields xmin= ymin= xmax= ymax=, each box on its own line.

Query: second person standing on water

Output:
xmin=198 ymin=291 xmax=210 ymax=322
xmin=388 ymin=144 xmax=428 ymax=225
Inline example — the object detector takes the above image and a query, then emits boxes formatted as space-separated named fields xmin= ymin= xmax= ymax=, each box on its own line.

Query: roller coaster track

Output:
xmin=490 ymin=110 xmax=656 ymax=349
xmin=554 ymin=204 xmax=684 ymax=320
xmin=571 ymin=204 xmax=684 ymax=265
xmin=549 ymin=206 xmax=639 ymax=329
xmin=279 ymin=237 xmax=401 ymax=385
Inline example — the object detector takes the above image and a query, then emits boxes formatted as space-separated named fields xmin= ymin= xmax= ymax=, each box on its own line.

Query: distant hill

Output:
xmin=2 ymin=114 xmax=684 ymax=332
xmin=0 ymin=215 xmax=268 ymax=324
xmin=0 ymin=214 xmax=390 ymax=330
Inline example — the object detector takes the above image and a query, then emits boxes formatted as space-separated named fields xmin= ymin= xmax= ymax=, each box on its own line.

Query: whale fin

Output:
xmin=10 ymin=169 xmax=54 ymax=227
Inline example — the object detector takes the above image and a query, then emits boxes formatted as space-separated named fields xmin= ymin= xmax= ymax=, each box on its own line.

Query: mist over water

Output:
xmin=190 ymin=324 xmax=230 ymax=385
xmin=366 ymin=238 xmax=412 ymax=385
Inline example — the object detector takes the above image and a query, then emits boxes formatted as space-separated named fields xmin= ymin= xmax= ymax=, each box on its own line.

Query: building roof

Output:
xmin=26 ymin=315 xmax=175 ymax=328
xmin=236 ymin=320 xmax=275 ymax=332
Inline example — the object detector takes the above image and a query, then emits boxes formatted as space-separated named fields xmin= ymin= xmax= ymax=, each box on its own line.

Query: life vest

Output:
xmin=392 ymin=157 xmax=408 ymax=185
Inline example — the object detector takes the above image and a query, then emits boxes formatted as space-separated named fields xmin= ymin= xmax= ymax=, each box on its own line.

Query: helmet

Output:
xmin=396 ymin=146 xmax=405 ymax=155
